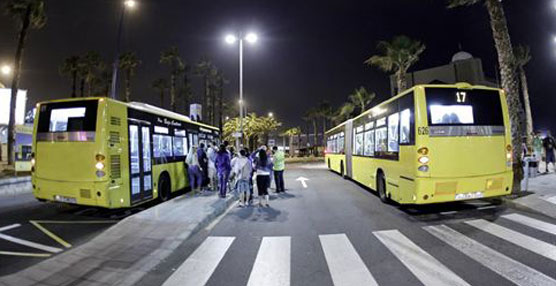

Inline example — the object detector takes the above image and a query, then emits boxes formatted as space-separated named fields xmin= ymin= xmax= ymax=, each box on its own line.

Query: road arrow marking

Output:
xmin=296 ymin=177 xmax=309 ymax=188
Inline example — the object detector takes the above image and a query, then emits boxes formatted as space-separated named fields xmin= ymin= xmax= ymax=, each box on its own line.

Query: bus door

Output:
xmin=345 ymin=120 xmax=353 ymax=178
xmin=128 ymin=120 xmax=153 ymax=203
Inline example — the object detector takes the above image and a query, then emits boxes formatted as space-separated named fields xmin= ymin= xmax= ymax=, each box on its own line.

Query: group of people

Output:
xmin=528 ymin=131 xmax=556 ymax=173
xmin=185 ymin=141 xmax=286 ymax=207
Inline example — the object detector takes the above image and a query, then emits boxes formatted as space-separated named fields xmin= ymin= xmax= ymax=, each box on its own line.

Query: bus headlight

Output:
xmin=95 ymin=162 xmax=105 ymax=170
xmin=418 ymin=156 xmax=430 ymax=165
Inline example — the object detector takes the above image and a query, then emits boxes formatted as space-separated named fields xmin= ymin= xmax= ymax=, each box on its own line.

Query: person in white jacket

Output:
xmin=230 ymin=149 xmax=252 ymax=207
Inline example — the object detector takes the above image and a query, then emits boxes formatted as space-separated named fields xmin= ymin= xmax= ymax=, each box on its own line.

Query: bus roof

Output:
xmin=325 ymin=83 xmax=501 ymax=135
xmin=37 ymin=97 xmax=219 ymax=131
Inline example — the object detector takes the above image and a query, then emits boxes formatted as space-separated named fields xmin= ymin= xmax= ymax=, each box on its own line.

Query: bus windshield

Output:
xmin=426 ymin=88 xmax=503 ymax=126
xmin=36 ymin=100 xmax=98 ymax=142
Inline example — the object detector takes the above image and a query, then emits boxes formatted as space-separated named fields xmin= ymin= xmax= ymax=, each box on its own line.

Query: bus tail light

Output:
xmin=418 ymin=156 xmax=430 ymax=165
xmin=31 ymin=152 xmax=35 ymax=172
xmin=417 ymin=147 xmax=429 ymax=155
xmin=95 ymin=154 xmax=106 ymax=177
xmin=418 ymin=165 xmax=429 ymax=172
xmin=506 ymin=144 xmax=512 ymax=166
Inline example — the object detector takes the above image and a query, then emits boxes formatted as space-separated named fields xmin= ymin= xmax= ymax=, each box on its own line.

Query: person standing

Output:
xmin=533 ymin=132 xmax=544 ymax=163
xmin=272 ymin=146 xmax=286 ymax=193
xmin=254 ymin=149 xmax=273 ymax=207
xmin=207 ymin=142 xmax=218 ymax=191
xmin=197 ymin=143 xmax=209 ymax=190
xmin=185 ymin=146 xmax=203 ymax=194
xmin=543 ymin=131 xmax=556 ymax=173
xmin=231 ymin=149 xmax=252 ymax=207
xmin=215 ymin=144 xmax=231 ymax=198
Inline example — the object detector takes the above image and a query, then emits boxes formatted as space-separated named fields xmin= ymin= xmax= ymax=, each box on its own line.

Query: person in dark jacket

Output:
xmin=543 ymin=131 xmax=556 ymax=173
xmin=215 ymin=144 xmax=231 ymax=198
xmin=254 ymin=149 xmax=273 ymax=207
xmin=197 ymin=143 xmax=209 ymax=190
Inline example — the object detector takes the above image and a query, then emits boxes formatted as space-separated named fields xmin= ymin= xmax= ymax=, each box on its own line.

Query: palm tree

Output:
xmin=365 ymin=35 xmax=425 ymax=95
xmin=195 ymin=58 xmax=215 ymax=123
xmin=160 ymin=46 xmax=185 ymax=112
xmin=119 ymin=51 xmax=141 ymax=102
xmin=304 ymin=108 xmax=320 ymax=147
xmin=257 ymin=116 xmax=282 ymax=146
xmin=316 ymin=101 xmax=334 ymax=146
xmin=447 ymin=0 xmax=525 ymax=192
xmin=59 ymin=55 xmax=80 ymax=98
xmin=334 ymin=102 xmax=356 ymax=124
xmin=5 ymin=0 xmax=47 ymax=166
xmin=80 ymin=51 xmax=103 ymax=97
xmin=152 ymin=78 xmax=168 ymax=107
xmin=514 ymin=45 xmax=533 ymax=148
xmin=349 ymin=86 xmax=376 ymax=114
xmin=179 ymin=63 xmax=192 ymax=114
xmin=283 ymin=127 xmax=301 ymax=157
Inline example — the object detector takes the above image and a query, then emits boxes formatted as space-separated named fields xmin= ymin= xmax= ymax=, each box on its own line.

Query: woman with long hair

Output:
xmin=185 ymin=146 xmax=203 ymax=194
xmin=254 ymin=148 xmax=273 ymax=207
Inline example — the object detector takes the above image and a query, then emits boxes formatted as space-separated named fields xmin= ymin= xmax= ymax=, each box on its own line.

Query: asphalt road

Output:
xmin=0 ymin=192 xmax=150 ymax=276
xmin=137 ymin=163 xmax=556 ymax=286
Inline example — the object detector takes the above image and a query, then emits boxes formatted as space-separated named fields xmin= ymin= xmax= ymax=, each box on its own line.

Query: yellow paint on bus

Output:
xmin=31 ymin=97 xmax=219 ymax=209
xmin=325 ymin=83 xmax=513 ymax=205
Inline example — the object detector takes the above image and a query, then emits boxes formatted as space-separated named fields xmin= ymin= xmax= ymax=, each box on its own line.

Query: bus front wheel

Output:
xmin=158 ymin=174 xmax=171 ymax=202
xmin=377 ymin=172 xmax=389 ymax=204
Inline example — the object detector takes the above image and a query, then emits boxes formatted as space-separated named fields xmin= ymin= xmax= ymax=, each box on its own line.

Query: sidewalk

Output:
xmin=0 ymin=175 xmax=31 ymax=197
xmin=0 ymin=191 xmax=237 ymax=286
xmin=504 ymin=161 xmax=556 ymax=219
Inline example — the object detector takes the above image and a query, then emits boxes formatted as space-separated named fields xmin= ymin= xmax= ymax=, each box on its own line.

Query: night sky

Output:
xmin=0 ymin=0 xmax=552 ymax=131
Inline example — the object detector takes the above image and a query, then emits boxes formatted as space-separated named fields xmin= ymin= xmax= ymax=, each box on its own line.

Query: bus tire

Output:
xmin=377 ymin=172 xmax=389 ymax=204
xmin=158 ymin=174 xmax=171 ymax=202
xmin=327 ymin=158 xmax=331 ymax=169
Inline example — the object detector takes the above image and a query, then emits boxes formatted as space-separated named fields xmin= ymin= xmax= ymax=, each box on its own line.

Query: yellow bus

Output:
xmin=31 ymin=97 xmax=219 ymax=209
xmin=325 ymin=83 xmax=513 ymax=205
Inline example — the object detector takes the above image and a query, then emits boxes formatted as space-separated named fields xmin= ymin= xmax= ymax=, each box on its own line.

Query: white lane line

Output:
xmin=465 ymin=219 xmax=556 ymax=262
xmin=424 ymin=225 xmax=556 ymax=286
xmin=247 ymin=236 xmax=291 ymax=286
xmin=374 ymin=230 xmax=470 ymax=286
xmin=477 ymin=206 xmax=498 ymax=211
xmin=319 ymin=234 xmax=378 ymax=286
xmin=0 ymin=233 xmax=63 ymax=253
xmin=543 ymin=196 xmax=556 ymax=205
xmin=162 ymin=236 xmax=235 ymax=286
xmin=502 ymin=213 xmax=556 ymax=236
xmin=440 ymin=211 xmax=458 ymax=215
xmin=0 ymin=224 xmax=21 ymax=232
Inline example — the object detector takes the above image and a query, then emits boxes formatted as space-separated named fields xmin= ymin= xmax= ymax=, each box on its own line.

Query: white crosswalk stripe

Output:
xmin=465 ymin=219 xmax=556 ymax=262
xmin=162 ymin=236 xmax=235 ymax=286
xmin=424 ymin=224 xmax=556 ymax=286
xmin=374 ymin=229 xmax=470 ymax=286
xmin=503 ymin=213 xmax=556 ymax=236
xmin=319 ymin=233 xmax=379 ymax=286
xmin=247 ymin=236 xmax=291 ymax=286
xmin=160 ymin=213 xmax=556 ymax=286
xmin=542 ymin=195 xmax=556 ymax=205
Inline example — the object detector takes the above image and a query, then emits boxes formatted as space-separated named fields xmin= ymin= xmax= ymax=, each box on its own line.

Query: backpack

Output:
xmin=237 ymin=159 xmax=252 ymax=180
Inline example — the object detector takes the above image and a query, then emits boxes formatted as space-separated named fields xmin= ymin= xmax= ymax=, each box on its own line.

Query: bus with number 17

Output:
xmin=31 ymin=97 xmax=219 ymax=209
xmin=325 ymin=83 xmax=513 ymax=205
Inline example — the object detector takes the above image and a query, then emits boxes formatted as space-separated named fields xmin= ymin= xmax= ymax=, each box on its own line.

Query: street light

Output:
xmin=1 ymin=65 xmax=12 ymax=76
xmin=110 ymin=0 xmax=137 ymax=100
xmin=268 ymin=112 xmax=273 ymax=118
xmin=225 ymin=31 xmax=258 ymax=150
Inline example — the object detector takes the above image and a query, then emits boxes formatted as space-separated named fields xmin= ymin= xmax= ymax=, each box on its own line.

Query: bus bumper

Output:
xmin=32 ymin=177 xmax=113 ymax=208
xmin=411 ymin=171 xmax=513 ymax=205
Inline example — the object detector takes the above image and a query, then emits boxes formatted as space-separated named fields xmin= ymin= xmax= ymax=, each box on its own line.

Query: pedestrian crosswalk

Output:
xmin=162 ymin=213 xmax=556 ymax=286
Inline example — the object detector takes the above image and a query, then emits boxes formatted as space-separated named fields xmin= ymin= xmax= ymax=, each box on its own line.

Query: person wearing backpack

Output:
xmin=231 ymin=149 xmax=253 ymax=207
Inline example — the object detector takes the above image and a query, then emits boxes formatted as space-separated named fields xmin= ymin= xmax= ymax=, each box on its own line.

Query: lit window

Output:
xmin=388 ymin=113 xmax=399 ymax=152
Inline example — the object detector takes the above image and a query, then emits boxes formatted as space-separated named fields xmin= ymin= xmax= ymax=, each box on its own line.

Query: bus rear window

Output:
xmin=426 ymin=88 xmax=503 ymax=126
xmin=37 ymin=100 xmax=98 ymax=133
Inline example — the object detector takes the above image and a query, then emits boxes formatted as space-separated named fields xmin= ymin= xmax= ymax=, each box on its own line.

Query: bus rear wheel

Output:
xmin=158 ymin=175 xmax=171 ymax=202
xmin=377 ymin=172 xmax=389 ymax=204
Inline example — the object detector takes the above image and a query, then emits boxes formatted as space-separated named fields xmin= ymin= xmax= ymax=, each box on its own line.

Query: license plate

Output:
xmin=455 ymin=192 xmax=484 ymax=200
xmin=54 ymin=195 xmax=77 ymax=204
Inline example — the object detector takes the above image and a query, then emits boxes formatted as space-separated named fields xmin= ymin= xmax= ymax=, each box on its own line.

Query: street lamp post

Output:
xmin=110 ymin=0 xmax=136 ymax=100
xmin=226 ymin=32 xmax=257 ymax=151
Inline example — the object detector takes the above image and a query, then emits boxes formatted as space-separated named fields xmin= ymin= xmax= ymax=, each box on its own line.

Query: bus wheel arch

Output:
xmin=158 ymin=172 xmax=171 ymax=202
xmin=376 ymin=169 xmax=390 ymax=203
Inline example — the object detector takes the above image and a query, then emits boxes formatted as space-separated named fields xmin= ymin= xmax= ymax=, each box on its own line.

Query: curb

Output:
xmin=0 ymin=176 xmax=32 ymax=197
xmin=502 ymin=195 xmax=556 ymax=220
xmin=119 ymin=193 xmax=239 ymax=286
